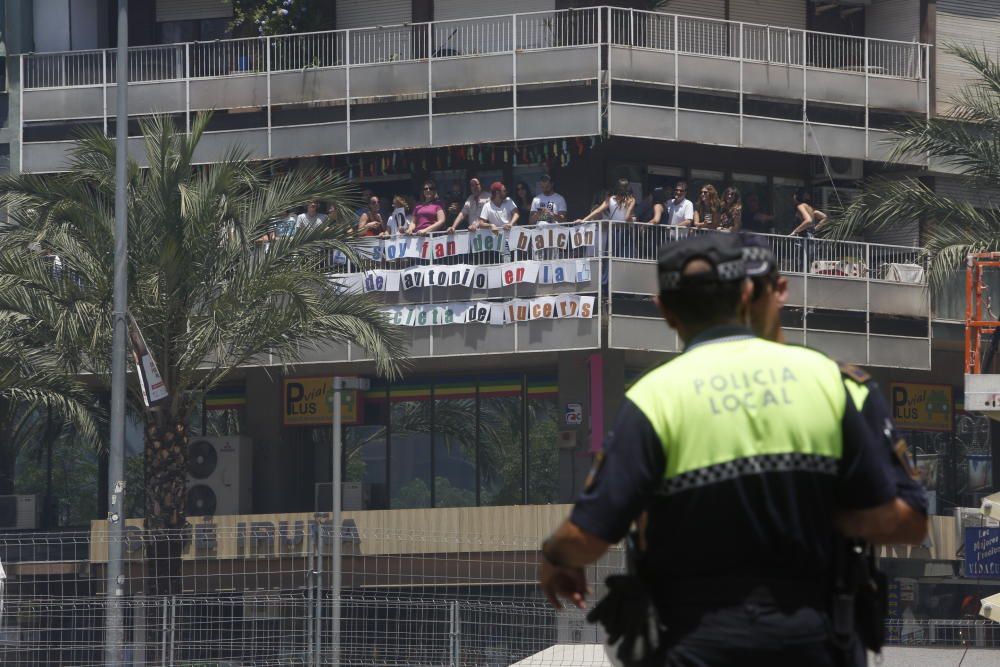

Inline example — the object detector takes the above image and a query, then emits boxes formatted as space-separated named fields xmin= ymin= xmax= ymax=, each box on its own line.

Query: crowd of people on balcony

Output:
xmin=261 ymin=174 xmax=834 ymax=246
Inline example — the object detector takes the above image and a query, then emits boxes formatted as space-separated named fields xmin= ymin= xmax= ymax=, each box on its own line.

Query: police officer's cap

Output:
xmin=657 ymin=233 xmax=746 ymax=293
xmin=741 ymin=234 xmax=778 ymax=278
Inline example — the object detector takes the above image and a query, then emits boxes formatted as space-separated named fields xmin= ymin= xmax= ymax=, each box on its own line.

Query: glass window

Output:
xmin=433 ymin=380 xmax=478 ymax=507
xmin=390 ymin=390 xmax=433 ymax=509
xmin=527 ymin=382 xmax=560 ymax=505
xmin=345 ymin=388 xmax=388 ymax=510
xmin=478 ymin=378 xmax=524 ymax=506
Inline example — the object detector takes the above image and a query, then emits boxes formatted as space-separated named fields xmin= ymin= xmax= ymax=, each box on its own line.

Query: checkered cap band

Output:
xmin=742 ymin=245 xmax=776 ymax=276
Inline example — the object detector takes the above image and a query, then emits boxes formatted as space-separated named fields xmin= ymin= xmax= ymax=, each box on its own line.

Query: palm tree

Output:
xmin=0 ymin=312 xmax=102 ymax=496
xmin=0 ymin=113 xmax=404 ymax=593
xmin=822 ymin=45 xmax=1000 ymax=291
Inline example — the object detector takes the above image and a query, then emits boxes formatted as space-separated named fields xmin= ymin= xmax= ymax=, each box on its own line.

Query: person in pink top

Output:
xmin=406 ymin=180 xmax=447 ymax=236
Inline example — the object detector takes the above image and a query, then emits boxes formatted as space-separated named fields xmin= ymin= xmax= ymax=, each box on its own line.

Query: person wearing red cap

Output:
xmin=476 ymin=181 xmax=519 ymax=231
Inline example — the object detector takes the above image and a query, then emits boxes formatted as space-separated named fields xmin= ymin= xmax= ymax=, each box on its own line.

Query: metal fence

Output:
xmin=21 ymin=6 xmax=928 ymax=90
xmin=0 ymin=524 xmax=605 ymax=666
xmin=2 ymin=525 xmax=997 ymax=666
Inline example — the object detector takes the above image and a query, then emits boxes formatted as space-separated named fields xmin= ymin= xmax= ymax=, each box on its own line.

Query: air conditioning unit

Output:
xmin=314 ymin=482 xmax=368 ymax=512
xmin=0 ymin=495 xmax=39 ymax=530
xmin=812 ymin=157 xmax=863 ymax=182
xmin=818 ymin=186 xmax=861 ymax=212
xmin=185 ymin=436 xmax=253 ymax=517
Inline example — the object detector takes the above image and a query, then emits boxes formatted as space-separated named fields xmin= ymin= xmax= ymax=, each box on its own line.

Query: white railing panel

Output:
xmin=20 ymin=7 xmax=931 ymax=90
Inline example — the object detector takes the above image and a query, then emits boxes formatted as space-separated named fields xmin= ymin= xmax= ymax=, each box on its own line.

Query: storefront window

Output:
xmin=345 ymin=387 xmax=388 ymax=510
xmin=390 ymin=390 xmax=433 ymax=509
xmin=527 ymin=380 xmax=560 ymax=504
xmin=433 ymin=379 xmax=477 ymax=507
xmin=479 ymin=378 xmax=525 ymax=506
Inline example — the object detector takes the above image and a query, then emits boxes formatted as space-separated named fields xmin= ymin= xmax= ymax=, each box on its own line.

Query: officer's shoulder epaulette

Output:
xmin=838 ymin=362 xmax=871 ymax=385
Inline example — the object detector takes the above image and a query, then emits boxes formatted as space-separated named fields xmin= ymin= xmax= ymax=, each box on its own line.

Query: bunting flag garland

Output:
xmin=329 ymin=137 xmax=603 ymax=181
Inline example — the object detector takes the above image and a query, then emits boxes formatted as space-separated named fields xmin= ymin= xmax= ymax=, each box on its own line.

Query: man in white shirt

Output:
xmin=296 ymin=201 xmax=328 ymax=229
xmin=666 ymin=181 xmax=694 ymax=227
xmin=529 ymin=174 xmax=568 ymax=225
xmin=478 ymin=182 xmax=519 ymax=230
xmin=450 ymin=178 xmax=491 ymax=232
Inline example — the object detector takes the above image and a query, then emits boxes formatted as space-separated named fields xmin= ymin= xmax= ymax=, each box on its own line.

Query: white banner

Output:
xmin=343 ymin=259 xmax=591 ymax=294
xmin=360 ymin=223 xmax=597 ymax=263
xmin=382 ymin=295 xmax=596 ymax=327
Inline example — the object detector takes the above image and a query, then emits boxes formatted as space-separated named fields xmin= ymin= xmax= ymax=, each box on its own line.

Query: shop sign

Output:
xmin=890 ymin=383 xmax=953 ymax=432
xmin=965 ymin=527 xmax=1000 ymax=578
xmin=283 ymin=377 xmax=360 ymax=426
xmin=564 ymin=403 xmax=583 ymax=426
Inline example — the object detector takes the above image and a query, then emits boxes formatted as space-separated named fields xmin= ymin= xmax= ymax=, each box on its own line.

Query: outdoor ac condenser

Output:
xmin=185 ymin=436 xmax=253 ymax=517
xmin=0 ymin=495 xmax=39 ymax=530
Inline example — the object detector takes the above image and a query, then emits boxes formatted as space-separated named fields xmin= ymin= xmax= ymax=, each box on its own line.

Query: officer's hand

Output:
xmin=539 ymin=558 xmax=589 ymax=610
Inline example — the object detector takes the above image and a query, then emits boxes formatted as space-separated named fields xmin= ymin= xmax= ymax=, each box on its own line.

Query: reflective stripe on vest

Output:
xmin=627 ymin=337 xmax=845 ymax=491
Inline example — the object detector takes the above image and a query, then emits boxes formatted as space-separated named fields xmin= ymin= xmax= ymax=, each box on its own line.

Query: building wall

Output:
xmin=936 ymin=0 xmax=1000 ymax=114
xmin=434 ymin=0 xmax=554 ymax=21
xmin=866 ymin=0 xmax=921 ymax=42
xmin=730 ymin=0 xmax=807 ymax=29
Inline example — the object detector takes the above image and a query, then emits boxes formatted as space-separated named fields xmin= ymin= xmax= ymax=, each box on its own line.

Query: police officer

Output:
xmin=743 ymin=237 xmax=928 ymax=663
xmin=538 ymin=233 xmax=922 ymax=666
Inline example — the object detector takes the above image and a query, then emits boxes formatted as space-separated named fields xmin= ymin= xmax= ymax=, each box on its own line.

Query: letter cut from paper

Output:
xmin=401 ymin=265 xmax=428 ymax=290
xmin=471 ymin=229 xmax=503 ymax=255
xmin=571 ymin=223 xmax=597 ymax=249
xmin=501 ymin=261 xmax=540 ymax=287
xmin=430 ymin=233 xmax=471 ymax=260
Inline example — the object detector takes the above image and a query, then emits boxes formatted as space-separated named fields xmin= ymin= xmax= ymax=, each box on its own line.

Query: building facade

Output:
xmin=2 ymin=1 xmax=1000 ymax=656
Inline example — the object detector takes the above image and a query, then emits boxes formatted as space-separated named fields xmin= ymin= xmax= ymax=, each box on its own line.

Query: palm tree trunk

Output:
xmin=143 ymin=415 xmax=188 ymax=595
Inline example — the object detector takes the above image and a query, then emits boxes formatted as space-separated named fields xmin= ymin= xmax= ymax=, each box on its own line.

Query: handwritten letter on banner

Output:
xmin=346 ymin=259 xmax=592 ymax=293
xmin=382 ymin=295 xmax=596 ymax=327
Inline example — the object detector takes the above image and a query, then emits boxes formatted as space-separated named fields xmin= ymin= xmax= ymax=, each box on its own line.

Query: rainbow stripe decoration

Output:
xmin=204 ymin=388 xmax=246 ymax=410
xmin=364 ymin=375 xmax=556 ymax=402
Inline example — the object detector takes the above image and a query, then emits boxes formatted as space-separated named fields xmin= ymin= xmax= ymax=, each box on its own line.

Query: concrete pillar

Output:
xmin=245 ymin=367 xmax=285 ymax=513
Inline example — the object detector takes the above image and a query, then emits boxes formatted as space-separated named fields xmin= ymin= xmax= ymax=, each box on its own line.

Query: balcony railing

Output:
xmin=301 ymin=221 xmax=931 ymax=367
xmin=14 ymin=7 xmax=931 ymax=172
xmin=20 ymin=7 xmax=926 ymax=90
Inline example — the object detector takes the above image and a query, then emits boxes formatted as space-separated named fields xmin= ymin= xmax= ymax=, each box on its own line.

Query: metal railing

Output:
xmin=327 ymin=221 xmax=927 ymax=287
xmin=608 ymin=7 xmax=927 ymax=80
xmin=20 ymin=6 xmax=928 ymax=90
xmin=885 ymin=619 xmax=1000 ymax=647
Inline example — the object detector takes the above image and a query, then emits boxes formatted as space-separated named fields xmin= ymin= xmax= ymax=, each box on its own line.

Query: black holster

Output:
xmin=832 ymin=539 xmax=888 ymax=654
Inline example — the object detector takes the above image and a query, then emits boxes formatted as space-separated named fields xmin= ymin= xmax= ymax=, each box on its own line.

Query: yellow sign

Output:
xmin=890 ymin=383 xmax=953 ymax=432
xmin=283 ymin=377 xmax=360 ymax=426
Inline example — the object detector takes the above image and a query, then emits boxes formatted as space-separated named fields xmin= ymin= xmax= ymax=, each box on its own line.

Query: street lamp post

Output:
xmin=328 ymin=376 xmax=368 ymax=665
xmin=105 ymin=1 xmax=129 ymax=664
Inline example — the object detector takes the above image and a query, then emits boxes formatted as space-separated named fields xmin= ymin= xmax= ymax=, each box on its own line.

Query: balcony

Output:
xmin=13 ymin=7 xmax=930 ymax=173
xmin=286 ymin=222 xmax=931 ymax=370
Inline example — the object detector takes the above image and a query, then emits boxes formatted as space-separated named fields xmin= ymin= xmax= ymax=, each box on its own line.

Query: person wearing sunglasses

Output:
xmin=693 ymin=184 xmax=722 ymax=230
xmin=406 ymin=180 xmax=447 ymax=236
xmin=666 ymin=181 xmax=694 ymax=227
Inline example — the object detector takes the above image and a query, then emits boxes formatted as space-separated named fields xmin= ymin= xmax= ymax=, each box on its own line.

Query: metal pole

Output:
xmin=331 ymin=378 xmax=343 ymax=666
xmin=105 ymin=1 xmax=129 ymax=665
